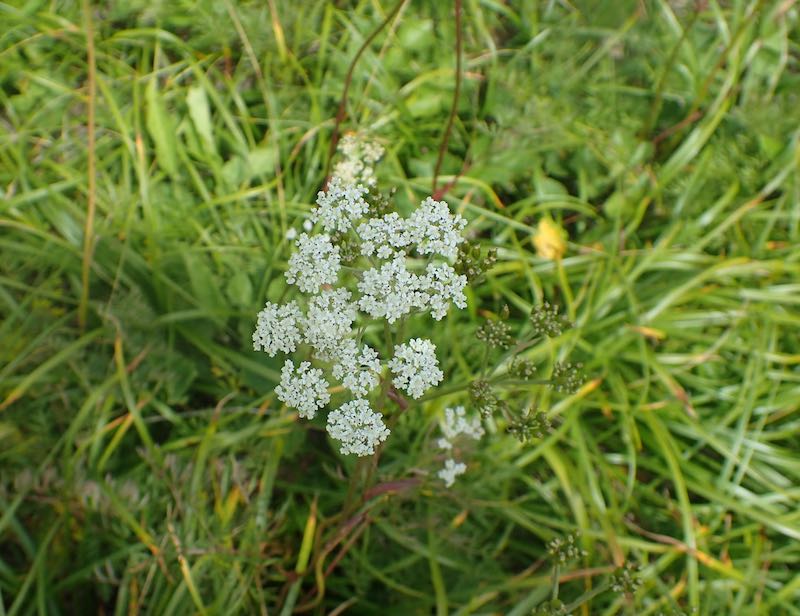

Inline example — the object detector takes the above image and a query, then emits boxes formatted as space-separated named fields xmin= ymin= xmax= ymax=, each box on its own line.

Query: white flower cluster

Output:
xmin=285 ymin=233 xmax=341 ymax=293
xmin=332 ymin=132 xmax=384 ymax=187
xmin=275 ymin=360 xmax=330 ymax=419
xmin=407 ymin=197 xmax=468 ymax=260
xmin=436 ymin=406 xmax=484 ymax=450
xmin=252 ymin=137 xmax=470 ymax=457
xmin=356 ymin=255 xmax=467 ymax=324
xmin=438 ymin=458 xmax=467 ymax=488
xmin=388 ymin=338 xmax=443 ymax=399
xmin=358 ymin=213 xmax=410 ymax=259
xmin=253 ymin=301 xmax=303 ymax=355
xmin=313 ymin=177 xmax=369 ymax=233
xmin=327 ymin=399 xmax=390 ymax=456
xmin=436 ymin=406 xmax=484 ymax=487
xmin=332 ymin=340 xmax=381 ymax=397
xmin=304 ymin=289 xmax=356 ymax=359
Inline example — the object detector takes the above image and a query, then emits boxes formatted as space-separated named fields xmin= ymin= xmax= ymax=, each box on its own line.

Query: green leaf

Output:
xmin=145 ymin=78 xmax=179 ymax=177
xmin=222 ymin=156 xmax=247 ymax=188
xmin=183 ymin=252 xmax=226 ymax=322
xmin=186 ymin=84 xmax=216 ymax=156
xmin=407 ymin=90 xmax=444 ymax=118
xmin=246 ymin=147 xmax=277 ymax=178
xmin=226 ymin=270 xmax=253 ymax=307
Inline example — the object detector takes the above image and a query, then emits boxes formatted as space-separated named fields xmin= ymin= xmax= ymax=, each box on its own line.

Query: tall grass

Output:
xmin=1 ymin=0 xmax=799 ymax=613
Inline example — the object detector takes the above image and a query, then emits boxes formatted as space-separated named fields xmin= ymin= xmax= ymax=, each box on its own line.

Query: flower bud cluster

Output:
xmin=611 ymin=561 xmax=643 ymax=595
xmin=547 ymin=533 xmax=587 ymax=565
xmin=468 ymin=302 xmax=584 ymax=443
xmin=469 ymin=379 xmax=500 ymax=419
xmin=507 ymin=409 xmax=553 ymax=442
xmin=455 ymin=240 xmax=497 ymax=283
xmin=531 ymin=301 xmax=572 ymax=338
xmin=510 ymin=357 xmax=537 ymax=380
xmin=551 ymin=362 xmax=584 ymax=393
xmin=476 ymin=318 xmax=515 ymax=350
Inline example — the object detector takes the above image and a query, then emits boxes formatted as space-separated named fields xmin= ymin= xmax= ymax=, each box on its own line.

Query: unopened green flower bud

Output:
xmin=331 ymin=232 xmax=361 ymax=264
xmin=611 ymin=561 xmax=643 ymax=595
xmin=476 ymin=318 xmax=514 ymax=349
xmin=510 ymin=357 xmax=537 ymax=380
xmin=530 ymin=302 xmax=571 ymax=338
xmin=550 ymin=362 xmax=584 ymax=393
xmin=547 ymin=533 xmax=587 ymax=565
xmin=508 ymin=409 xmax=553 ymax=442
xmin=469 ymin=379 xmax=499 ymax=419
xmin=455 ymin=240 xmax=496 ymax=283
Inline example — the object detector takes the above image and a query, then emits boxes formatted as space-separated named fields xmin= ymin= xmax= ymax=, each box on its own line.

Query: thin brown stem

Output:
xmin=324 ymin=0 xmax=406 ymax=184
xmin=432 ymin=0 xmax=463 ymax=194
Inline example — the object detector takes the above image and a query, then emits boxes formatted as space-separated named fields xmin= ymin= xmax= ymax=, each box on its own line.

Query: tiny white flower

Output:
xmin=421 ymin=262 xmax=468 ymax=320
xmin=313 ymin=177 xmax=370 ymax=232
xmin=304 ymin=288 xmax=357 ymax=359
xmin=438 ymin=458 xmax=467 ymax=487
xmin=406 ymin=197 xmax=467 ymax=260
xmin=285 ymin=233 xmax=341 ymax=293
xmin=327 ymin=399 xmax=390 ymax=456
xmin=275 ymin=359 xmax=330 ymax=419
xmin=332 ymin=340 xmax=382 ymax=397
xmin=303 ymin=219 xmax=314 ymax=232
xmin=252 ymin=301 xmax=303 ymax=356
xmin=285 ymin=227 xmax=297 ymax=240
xmin=388 ymin=338 xmax=443 ymax=399
xmin=357 ymin=256 xmax=426 ymax=324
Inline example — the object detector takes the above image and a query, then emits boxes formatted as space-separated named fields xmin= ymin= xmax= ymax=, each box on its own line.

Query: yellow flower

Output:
xmin=533 ymin=217 xmax=567 ymax=260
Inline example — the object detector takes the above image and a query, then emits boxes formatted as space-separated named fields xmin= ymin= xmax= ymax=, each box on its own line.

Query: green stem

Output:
xmin=551 ymin=564 xmax=560 ymax=601
xmin=563 ymin=581 xmax=612 ymax=613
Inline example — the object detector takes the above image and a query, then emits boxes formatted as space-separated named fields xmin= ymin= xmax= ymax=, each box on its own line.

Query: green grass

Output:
xmin=1 ymin=0 xmax=800 ymax=613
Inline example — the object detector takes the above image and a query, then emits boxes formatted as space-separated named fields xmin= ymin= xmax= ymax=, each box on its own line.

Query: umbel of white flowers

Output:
xmin=253 ymin=158 xmax=471 ymax=460
xmin=436 ymin=405 xmax=484 ymax=486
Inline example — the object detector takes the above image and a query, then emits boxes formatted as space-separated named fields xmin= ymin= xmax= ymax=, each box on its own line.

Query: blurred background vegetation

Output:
xmin=1 ymin=0 xmax=799 ymax=613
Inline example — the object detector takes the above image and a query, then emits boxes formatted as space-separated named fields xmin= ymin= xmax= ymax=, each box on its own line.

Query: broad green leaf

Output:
xmin=247 ymin=147 xmax=277 ymax=177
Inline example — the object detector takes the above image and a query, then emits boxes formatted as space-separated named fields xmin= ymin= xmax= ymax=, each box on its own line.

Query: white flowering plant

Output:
xmin=253 ymin=133 xmax=581 ymax=488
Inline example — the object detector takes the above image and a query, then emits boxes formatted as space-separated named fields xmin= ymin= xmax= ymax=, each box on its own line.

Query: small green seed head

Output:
xmin=547 ymin=533 xmax=587 ymax=565
xmin=508 ymin=409 xmax=553 ymax=442
xmin=611 ymin=561 xmax=643 ymax=595
xmin=510 ymin=357 xmax=537 ymax=380
xmin=530 ymin=302 xmax=571 ymax=338
xmin=455 ymin=241 xmax=497 ymax=283
xmin=550 ymin=362 xmax=584 ymax=393
xmin=476 ymin=318 xmax=515 ymax=350
xmin=469 ymin=379 xmax=499 ymax=419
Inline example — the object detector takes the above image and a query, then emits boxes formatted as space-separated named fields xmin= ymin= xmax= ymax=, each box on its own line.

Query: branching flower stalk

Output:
xmin=254 ymin=135 xmax=584 ymax=494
